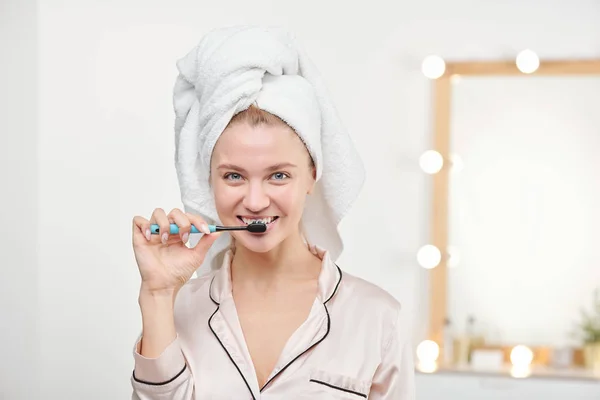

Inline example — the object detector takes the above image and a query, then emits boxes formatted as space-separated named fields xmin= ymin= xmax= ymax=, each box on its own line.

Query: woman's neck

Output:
xmin=230 ymin=233 xmax=321 ymax=291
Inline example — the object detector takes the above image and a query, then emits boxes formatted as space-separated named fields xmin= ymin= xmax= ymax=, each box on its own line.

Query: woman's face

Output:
xmin=210 ymin=122 xmax=315 ymax=253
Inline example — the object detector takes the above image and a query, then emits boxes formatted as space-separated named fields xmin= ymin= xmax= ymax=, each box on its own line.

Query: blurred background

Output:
xmin=2 ymin=0 xmax=600 ymax=398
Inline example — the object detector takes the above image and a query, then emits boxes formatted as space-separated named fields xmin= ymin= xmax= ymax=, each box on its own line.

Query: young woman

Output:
xmin=130 ymin=26 xmax=414 ymax=400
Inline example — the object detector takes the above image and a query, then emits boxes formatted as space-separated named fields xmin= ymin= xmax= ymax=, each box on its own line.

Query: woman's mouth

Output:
xmin=237 ymin=216 xmax=279 ymax=233
xmin=238 ymin=216 xmax=278 ymax=225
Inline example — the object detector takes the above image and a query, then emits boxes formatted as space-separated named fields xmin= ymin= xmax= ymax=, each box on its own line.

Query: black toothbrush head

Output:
xmin=247 ymin=222 xmax=267 ymax=233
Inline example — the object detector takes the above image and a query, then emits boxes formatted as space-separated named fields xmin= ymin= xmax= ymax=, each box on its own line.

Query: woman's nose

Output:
xmin=242 ymin=182 xmax=270 ymax=212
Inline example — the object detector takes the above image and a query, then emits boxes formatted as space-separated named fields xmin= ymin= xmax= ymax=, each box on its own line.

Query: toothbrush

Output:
xmin=149 ymin=222 xmax=267 ymax=235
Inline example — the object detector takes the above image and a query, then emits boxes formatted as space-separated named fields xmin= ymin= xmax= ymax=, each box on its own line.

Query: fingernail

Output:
xmin=161 ymin=233 xmax=168 ymax=244
xmin=182 ymin=232 xmax=189 ymax=243
xmin=201 ymin=224 xmax=211 ymax=234
xmin=145 ymin=229 xmax=151 ymax=241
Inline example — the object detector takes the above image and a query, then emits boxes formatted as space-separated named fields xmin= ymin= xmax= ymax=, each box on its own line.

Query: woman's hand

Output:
xmin=132 ymin=208 xmax=220 ymax=295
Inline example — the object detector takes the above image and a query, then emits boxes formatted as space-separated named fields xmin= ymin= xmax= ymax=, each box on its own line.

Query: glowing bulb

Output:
xmin=510 ymin=365 xmax=532 ymax=378
xmin=417 ymin=340 xmax=440 ymax=363
xmin=417 ymin=245 xmax=442 ymax=269
xmin=421 ymin=55 xmax=446 ymax=79
xmin=419 ymin=150 xmax=444 ymax=174
xmin=516 ymin=49 xmax=539 ymax=73
xmin=417 ymin=361 xmax=438 ymax=373
xmin=510 ymin=345 xmax=534 ymax=367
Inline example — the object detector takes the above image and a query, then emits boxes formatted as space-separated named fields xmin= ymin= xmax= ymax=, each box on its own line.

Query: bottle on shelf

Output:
xmin=443 ymin=317 xmax=454 ymax=366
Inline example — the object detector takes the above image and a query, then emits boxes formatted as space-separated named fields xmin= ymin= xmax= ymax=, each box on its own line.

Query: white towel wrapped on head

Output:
xmin=173 ymin=25 xmax=365 ymax=272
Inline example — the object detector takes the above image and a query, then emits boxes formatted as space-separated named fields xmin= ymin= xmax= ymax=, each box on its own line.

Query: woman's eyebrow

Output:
xmin=266 ymin=162 xmax=297 ymax=171
xmin=216 ymin=163 xmax=247 ymax=173
xmin=216 ymin=162 xmax=297 ymax=172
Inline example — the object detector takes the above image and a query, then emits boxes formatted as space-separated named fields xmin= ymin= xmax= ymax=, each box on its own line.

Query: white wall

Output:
xmin=0 ymin=0 xmax=39 ymax=399
xmin=0 ymin=0 xmax=597 ymax=398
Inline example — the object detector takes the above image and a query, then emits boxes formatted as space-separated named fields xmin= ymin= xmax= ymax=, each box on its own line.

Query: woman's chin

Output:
xmin=235 ymin=238 xmax=279 ymax=253
xmin=232 ymin=231 xmax=284 ymax=253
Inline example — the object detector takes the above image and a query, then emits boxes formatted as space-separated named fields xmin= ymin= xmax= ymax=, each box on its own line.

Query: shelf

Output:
xmin=415 ymin=363 xmax=600 ymax=383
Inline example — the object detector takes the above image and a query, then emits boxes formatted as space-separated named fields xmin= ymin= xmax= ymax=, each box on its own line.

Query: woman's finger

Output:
xmin=132 ymin=215 xmax=151 ymax=244
xmin=151 ymin=208 xmax=171 ymax=245
xmin=185 ymin=212 xmax=211 ymax=235
xmin=169 ymin=208 xmax=192 ymax=243
xmin=193 ymin=229 xmax=222 ymax=256
xmin=186 ymin=212 xmax=220 ymax=255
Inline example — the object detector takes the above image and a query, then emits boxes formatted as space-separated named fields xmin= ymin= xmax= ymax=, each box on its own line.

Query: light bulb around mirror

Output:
xmin=421 ymin=55 xmax=446 ymax=79
xmin=416 ymin=361 xmax=438 ymax=373
xmin=516 ymin=49 xmax=540 ymax=73
xmin=510 ymin=365 xmax=532 ymax=378
xmin=419 ymin=150 xmax=444 ymax=174
xmin=416 ymin=340 xmax=440 ymax=363
xmin=417 ymin=245 xmax=442 ymax=269
xmin=510 ymin=345 xmax=534 ymax=367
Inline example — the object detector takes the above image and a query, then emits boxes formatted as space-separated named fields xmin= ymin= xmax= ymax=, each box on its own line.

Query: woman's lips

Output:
xmin=239 ymin=216 xmax=277 ymax=225
xmin=237 ymin=216 xmax=279 ymax=233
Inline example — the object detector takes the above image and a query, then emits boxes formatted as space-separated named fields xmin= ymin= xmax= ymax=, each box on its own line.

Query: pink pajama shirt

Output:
xmin=131 ymin=247 xmax=415 ymax=399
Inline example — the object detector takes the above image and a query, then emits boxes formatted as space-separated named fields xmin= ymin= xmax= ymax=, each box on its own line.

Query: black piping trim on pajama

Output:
xmin=259 ymin=264 xmax=343 ymax=392
xmin=209 ymin=276 xmax=257 ymax=400
xmin=309 ymin=378 xmax=367 ymax=398
xmin=207 ymin=265 xmax=344 ymax=398
xmin=132 ymin=364 xmax=187 ymax=386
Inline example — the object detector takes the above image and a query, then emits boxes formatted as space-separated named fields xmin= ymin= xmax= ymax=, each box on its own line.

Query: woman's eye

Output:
xmin=271 ymin=172 xmax=289 ymax=180
xmin=224 ymin=173 xmax=242 ymax=181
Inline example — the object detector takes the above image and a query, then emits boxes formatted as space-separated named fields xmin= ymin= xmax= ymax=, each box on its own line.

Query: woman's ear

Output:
xmin=307 ymin=168 xmax=316 ymax=195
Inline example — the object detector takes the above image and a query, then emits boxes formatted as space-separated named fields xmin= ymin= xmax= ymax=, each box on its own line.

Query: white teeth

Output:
xmin=241 ymin=217 xmax=275 ymax=225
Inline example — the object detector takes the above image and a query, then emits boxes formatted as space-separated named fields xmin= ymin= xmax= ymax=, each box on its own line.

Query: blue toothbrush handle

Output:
xmin=149 ymin=224 xmax=216 ymax=234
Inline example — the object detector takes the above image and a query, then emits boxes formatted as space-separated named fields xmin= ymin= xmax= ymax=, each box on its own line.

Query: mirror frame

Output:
xmin=427 ymin=58 xmax=600 ymax=351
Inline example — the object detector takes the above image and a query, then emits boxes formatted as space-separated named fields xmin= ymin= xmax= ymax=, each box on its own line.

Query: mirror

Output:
xmin=425 ymin=59 xmax=600 ymax=371
xmin=448 ymin=75 xmax=600 ymax=346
